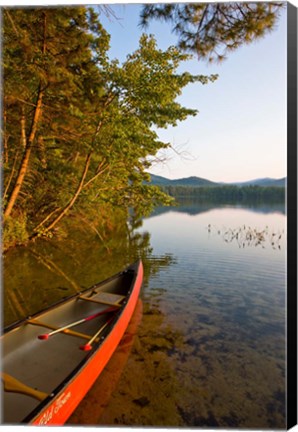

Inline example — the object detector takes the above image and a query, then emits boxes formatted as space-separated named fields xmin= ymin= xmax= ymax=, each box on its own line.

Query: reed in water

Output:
xmin=207 ymin=224 xmax=285 ymax=249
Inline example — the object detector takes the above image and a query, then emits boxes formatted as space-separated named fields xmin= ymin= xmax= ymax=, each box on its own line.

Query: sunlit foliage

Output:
xmin=2 ymin=6 xmax=215 ymax=248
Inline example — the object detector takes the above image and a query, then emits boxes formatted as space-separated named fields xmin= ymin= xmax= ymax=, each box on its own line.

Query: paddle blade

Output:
xmin=38 ymin=334 xmax=49 ymax=340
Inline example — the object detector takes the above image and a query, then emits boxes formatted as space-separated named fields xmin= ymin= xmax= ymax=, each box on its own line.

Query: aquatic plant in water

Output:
xmin=207 ymin=224 xmax=285 ymax=250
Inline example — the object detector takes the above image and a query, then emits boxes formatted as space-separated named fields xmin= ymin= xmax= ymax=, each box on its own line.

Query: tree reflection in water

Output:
xmin=3 ymin=216 xmax=176 ymax=327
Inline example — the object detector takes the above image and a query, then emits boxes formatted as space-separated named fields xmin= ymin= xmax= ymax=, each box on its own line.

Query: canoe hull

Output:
xmin=2 ymin=260 xmax=143 ymax=425
xmin=33 ymin=262 xmax=143 ymax=425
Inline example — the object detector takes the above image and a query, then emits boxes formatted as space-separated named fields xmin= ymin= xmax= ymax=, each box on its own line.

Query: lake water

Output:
xmin=3 ymin=200 xmax=287 ymax=428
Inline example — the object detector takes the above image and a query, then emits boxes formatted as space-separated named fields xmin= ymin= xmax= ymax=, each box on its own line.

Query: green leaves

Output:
xmin=140 ymin=3 xmax=284 ymax=62
xmin=106 ymin=34 xmax=216 ymax=129
xmin=3 ymin=6 xmax=216 ymax=244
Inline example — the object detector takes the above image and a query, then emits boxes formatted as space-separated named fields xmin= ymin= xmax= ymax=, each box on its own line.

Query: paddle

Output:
xmin=38 ymin=306 xmax=118 ymax=340
xmin=80 ymin=314 xmax=115 ymax=351
xmin=2 ymin=373 xmax=48 ymax=401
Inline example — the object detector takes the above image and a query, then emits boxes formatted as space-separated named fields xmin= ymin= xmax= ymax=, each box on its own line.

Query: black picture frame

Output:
xmin=287 ymin=2 xmax=298 ymax=429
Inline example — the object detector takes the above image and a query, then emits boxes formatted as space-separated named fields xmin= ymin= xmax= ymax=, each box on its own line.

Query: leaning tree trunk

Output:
xmin=4 ymin=87 xmax=44 ymax=219
xmin=36 ymin=152 xmax=92 ymax=236
xmin=4 ymin=12 xmax=47 ymax=220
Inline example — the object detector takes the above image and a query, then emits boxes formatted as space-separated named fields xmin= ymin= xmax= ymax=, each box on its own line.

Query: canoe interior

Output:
xmin=2 ymin=266 xmax=136 ymax=424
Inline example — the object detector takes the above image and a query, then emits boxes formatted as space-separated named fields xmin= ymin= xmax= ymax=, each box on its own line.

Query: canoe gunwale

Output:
xmin=3 ymin=260 xmax=143 ymax=425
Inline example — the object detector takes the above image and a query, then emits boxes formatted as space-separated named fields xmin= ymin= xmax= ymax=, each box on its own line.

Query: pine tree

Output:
xmin=3 ymin=7 xmax=110 ymax=224
xmin=140 ymin=2 xmax=284 ymax=62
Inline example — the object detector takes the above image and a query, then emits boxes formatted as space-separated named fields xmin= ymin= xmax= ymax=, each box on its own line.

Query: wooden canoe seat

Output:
xmin=27 ymin=319 xmax=93 ymax=341
xmin=78 ymin=292 xmax=125 ymax=307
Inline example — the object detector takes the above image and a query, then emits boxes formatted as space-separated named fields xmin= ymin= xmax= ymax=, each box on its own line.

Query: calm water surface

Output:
xmin=3 ymin=201 xmax=287 ymax=428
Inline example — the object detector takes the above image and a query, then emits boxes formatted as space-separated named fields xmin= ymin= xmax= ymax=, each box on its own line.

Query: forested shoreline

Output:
xmin=162 ymin=185 xmax=286 ymax=202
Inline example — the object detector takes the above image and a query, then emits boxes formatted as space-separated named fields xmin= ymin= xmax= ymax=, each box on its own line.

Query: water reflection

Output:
xmin=3 ymin=220 xmax=174 ymax=327
xmin=84 ymin=252 xmax=285 ymax=428
xmin=3 ymin=199 xmax=287 ymax=429
xmin=97 ymin=200 xmax=286 ymax=428
xmin=149 ymin=199 xmax=286 ymax=218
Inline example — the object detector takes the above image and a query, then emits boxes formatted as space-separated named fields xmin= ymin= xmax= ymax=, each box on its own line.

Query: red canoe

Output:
xmin=1 ymin=260 xmax=143 ymax=425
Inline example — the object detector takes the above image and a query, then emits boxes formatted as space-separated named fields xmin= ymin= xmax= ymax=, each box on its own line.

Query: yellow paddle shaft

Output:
xmin=2 ymin=373 xmax=48 ymax=401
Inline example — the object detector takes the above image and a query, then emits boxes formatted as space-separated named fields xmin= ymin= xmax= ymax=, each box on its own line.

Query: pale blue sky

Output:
xmin=4 ymin=1 xmax=290 ymax=182
xmin=98 ymin=3 xmax=287 ymax=183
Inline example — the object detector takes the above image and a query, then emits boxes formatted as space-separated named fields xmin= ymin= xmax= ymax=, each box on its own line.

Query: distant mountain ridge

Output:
xmin=229 ymin=177 xmax=286 ymax=187
xmin=149 ymin=174 xmax=286 ymax=188
xmin=149 ymin=174 xmax=218 ymax=187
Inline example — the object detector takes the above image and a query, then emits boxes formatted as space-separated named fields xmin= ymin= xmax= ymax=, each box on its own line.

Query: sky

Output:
xmin=4 ymin=0 xmax=291 ymax=183
xmin=97 ymin=3 xmax=288 ymax=183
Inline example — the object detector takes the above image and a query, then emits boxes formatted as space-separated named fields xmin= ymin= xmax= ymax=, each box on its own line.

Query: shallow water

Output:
xmin=4 ymin=200 xmax=287 ymax=428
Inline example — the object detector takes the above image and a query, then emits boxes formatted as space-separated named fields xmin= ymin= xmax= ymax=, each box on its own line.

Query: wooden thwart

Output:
xmin=2 ymin=373 xmax=49 ymax=401
xmin=78 ymin=292 xmax=125 ymax=308
xmin=27 ymin=319 xmax=93 ymax=341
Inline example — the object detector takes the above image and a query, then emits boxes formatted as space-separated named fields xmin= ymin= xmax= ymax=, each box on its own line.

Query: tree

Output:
xmin=90 ymin=34 xmax=217 ymax=216
xmin=3 ymin=7 xmax=110 ymax=221
xmin=140 ymin=2 xmax=285 ymax=62
xmin=3 ymin=7 xmax=217 ymax=246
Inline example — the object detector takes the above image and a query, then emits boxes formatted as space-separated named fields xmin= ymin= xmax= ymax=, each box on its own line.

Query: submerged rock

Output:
xmin=133 ymin=397 xmax=150 ymax=407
